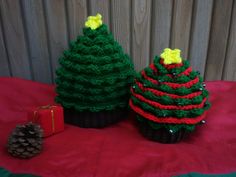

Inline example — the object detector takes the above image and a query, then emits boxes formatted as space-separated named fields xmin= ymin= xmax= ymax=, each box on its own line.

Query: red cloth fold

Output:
xmin=0 ymin=77 xmax=236 ymax=177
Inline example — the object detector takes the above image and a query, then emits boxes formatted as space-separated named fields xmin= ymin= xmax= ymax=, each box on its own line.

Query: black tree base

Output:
xmin=137 ymin=119 xmax=188 ymax=144
xmin=64 ymin=108 xmax=128 ymax=128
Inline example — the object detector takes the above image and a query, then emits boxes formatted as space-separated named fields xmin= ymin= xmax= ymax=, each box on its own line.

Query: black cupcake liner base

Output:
xmin=137 ymin=119 xmax=188 ymax=144
xmin=64 ymin=108 xmax=128 ymax=128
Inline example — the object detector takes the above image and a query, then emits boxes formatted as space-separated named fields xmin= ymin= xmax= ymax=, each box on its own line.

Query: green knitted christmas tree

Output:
xmin=130 ymin=48 xmax=210 ymax=143
xmin=55 ymin=14 xmax=135 ymax=128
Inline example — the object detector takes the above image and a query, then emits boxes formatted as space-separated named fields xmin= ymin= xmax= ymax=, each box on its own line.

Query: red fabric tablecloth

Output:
xmin=0 ymin=77 xmax=235 ymax=177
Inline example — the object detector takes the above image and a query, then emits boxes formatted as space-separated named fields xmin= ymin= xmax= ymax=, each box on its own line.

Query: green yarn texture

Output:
xmin=55 ymin=24 xmax=135 ymax=112
xmin=0 ymin=167 xmax=40 ymax=177
xmin=131 ymin=56 xmax=211 ymax=132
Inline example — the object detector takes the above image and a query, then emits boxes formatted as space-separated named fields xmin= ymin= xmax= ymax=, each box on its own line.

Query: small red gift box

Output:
xmin=28 ymin=105 xmax=64 ymax=137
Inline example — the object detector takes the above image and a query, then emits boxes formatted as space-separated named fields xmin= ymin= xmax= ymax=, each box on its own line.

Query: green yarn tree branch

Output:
xmin=56 ymin=24 xmax=135 ymax=112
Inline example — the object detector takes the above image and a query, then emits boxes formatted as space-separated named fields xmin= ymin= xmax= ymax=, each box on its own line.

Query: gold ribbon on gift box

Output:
xmin=33 ymin=105 xmax=56 ymax=133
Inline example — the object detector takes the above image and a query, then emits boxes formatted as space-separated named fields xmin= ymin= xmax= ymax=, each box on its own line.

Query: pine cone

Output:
xmin=7 ymin=122 xmax=43 ymax=159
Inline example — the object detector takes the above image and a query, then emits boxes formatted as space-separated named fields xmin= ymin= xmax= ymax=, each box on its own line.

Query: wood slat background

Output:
xmin=0 ymin=0 xmax=235 ymax=83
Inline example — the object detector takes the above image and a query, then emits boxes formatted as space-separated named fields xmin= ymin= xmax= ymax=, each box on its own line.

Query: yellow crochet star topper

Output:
xmin=85 ymin=13 xmax=103 ymax=30
xmin=160 ymin=48 xmax=182 ymax=65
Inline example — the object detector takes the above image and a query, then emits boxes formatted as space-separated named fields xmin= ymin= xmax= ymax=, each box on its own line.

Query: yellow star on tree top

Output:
xmin=160 ymin=48 xmax=182 ymax=65
xmin=85 ymin=13 xmax=103 ymax=30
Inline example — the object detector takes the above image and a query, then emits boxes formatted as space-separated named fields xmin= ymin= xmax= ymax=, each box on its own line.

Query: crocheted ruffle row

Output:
xmin=130 ymin=100 xmax=206 ymax=124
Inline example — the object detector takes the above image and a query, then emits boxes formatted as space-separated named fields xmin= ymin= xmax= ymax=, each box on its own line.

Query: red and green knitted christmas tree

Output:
xmin=55 ymin=14 xmax=135 ymax=128
xmin=129 ymin=48 xmax=210 ymax=143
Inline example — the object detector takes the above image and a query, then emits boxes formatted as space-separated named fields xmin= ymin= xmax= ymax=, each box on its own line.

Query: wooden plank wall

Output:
xmin=0 ymin=0 xmax=236 ymax=83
